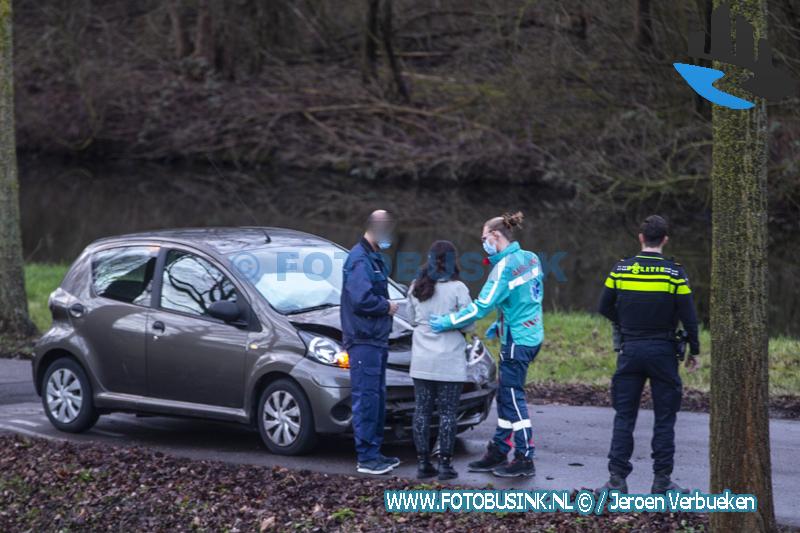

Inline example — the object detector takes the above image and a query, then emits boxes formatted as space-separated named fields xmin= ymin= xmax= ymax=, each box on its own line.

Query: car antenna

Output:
xmin=241 ymin=226 xmax=271 ymax=243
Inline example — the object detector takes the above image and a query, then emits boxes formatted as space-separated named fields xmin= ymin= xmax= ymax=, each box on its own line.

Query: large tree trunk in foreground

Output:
xmin=0 ymin=0 xmax=36 ymax=338
xmin=709 ymin=1 xmax=775 ymax=532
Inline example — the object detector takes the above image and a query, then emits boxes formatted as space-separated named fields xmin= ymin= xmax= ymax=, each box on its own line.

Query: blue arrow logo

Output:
xmin=673 ymin=63 xmax=754 ymax=110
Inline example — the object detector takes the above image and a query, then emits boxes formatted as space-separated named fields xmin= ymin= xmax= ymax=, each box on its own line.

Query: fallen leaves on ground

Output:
xmin=0 ymin=434 xmax=708 ymax=532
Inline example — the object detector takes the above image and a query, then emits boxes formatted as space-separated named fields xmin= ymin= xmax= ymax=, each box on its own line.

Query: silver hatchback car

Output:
xmin=32 ymin=227 xmax=497 ymax=455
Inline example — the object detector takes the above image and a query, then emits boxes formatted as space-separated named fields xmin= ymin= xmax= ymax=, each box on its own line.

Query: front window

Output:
xmin=160 ymin=250 xmax=238 ymax=317
xmin=228 ymin=246 xmax=403 ymax=314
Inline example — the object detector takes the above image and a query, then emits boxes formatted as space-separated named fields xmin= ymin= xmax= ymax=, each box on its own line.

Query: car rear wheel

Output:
xmin=42 ymin=358 xmax=99 ymax=432
xmin=257 ymin=378 xmax=317 ymax=455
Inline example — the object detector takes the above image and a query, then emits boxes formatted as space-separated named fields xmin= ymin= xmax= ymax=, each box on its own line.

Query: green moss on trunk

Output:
xmin=0 ymin=0 xmax=35 ymax=337
xmin=709 ymin=1 xmax=775 ymax=532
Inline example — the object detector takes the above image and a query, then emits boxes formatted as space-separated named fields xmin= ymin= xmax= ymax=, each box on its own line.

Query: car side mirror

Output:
xmin=208 ymin=300 xmax=243 ymax=324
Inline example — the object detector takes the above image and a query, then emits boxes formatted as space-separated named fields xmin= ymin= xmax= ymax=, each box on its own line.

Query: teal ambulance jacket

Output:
xmin=432 ymin=241 xmax=544 ymax=347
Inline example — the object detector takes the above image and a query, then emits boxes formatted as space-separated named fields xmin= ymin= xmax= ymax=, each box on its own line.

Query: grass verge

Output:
xmin=0 ymin=264 xmax=68 ymax=359
xmin=24 ymin=263 xmax=69 ymax=333
xmin=8 ymin=263 xmax=800 ymax=400
xmin=478 ymin=313 xmax=800 ymax=398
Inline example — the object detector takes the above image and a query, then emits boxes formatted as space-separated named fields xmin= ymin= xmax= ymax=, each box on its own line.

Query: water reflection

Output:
xmin=19 ymin=158 xmax=799 ymax=336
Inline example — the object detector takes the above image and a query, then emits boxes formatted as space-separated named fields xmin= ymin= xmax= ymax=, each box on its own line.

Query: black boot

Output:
xmin=416 ymin=455 xmax=438 ymax=479
xmin=438 ymin=456 xmax=458 ymax=481
xmin=651 ymin=472 xmax=688 ymax=494
xmin=595 ymin=473 xmax=628 ymax=495
xmin=468 ymin=442 xmax=508 ymax=472
xmin=493 ymin=454 xmax=535 ymax=478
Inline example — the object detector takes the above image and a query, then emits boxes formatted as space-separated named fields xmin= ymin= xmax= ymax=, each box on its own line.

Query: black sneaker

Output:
xmin=468 ymin=443 xmax=508 ymax=472
xmin=493 ymin=455 xmax=535 ymax=478
xmin=357 ymin=458 xmax=395 ymax=475
xmin=417 ymin=456 xmax=438 ymax=479
xmin=595 ymin=473 xmax=628 ymax=495
xmin=651 ymin=473 xmax=689 ymax=494
xmin=438 ymin=456 xmax=458 ymax=481
xmin=380 ymin=454 xmax=401 ymax=469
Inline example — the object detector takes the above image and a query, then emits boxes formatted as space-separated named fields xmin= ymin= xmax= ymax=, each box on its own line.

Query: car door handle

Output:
xmin=68 ymin=303 xmax=85 ymax=318
xmin=152 ymin=321 xmax=165 ymax=333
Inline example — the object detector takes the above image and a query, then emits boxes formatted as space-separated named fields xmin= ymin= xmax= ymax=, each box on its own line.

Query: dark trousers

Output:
xmin=412 ymin=379 xmax=463 ymax=458
xmin=608 ymin=340 xmax=682 ymax=477
xmin=493 ymin=338 xmax=540 ymax=459
xmin=349 ymin=344 xmax=388 ymax=463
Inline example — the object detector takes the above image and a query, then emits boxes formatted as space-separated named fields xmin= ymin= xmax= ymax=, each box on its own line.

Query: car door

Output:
xmin=76 ymin=245 xmax=158 ymax=395
xmin=146 ymin=247 xmax=250 ymax=408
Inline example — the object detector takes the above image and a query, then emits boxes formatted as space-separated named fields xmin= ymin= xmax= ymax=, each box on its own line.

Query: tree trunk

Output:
xmin=0 ymin=0 xmax=36 ymax=338
xmin=634 ymin=0 xmax=655 ymax=50
xmin=379 ymin=0 xmax=409 ymax=102
xmin=168 ymin=0 xmax=190 ymax=60
xmin=694 ymin=0 xmax=715 ymax=115
xmin=572 ymin=7 xmax=588 ymax=41
xmin=709 ymin=0 xmax=775 ymax=531
xmin=362 ymin=0 xmax=380 ymax=82
xmin=193 ymin=0 xmax=215 ymax=67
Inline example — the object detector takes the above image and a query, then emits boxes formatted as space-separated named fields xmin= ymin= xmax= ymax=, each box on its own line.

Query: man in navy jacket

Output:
xmin=341 ymin=210 xmax=400 ymax=474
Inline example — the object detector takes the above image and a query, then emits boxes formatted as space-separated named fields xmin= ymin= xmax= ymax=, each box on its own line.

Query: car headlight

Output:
xmin=467 ymin=337 xmax=489 ymax=366
xmin=299 ymin=332 xmax=349 ymax=369
xmin=465 ymin=337 xmax=496 ymax=384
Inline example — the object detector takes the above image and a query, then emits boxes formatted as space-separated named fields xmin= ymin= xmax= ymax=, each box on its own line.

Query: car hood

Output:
xmin=288 ymin=302 xmax=414 ymax=368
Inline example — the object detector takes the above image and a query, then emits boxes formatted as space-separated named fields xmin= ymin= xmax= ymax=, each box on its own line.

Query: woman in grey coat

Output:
xmin=406 ymin=240 xmax=474 ymax=480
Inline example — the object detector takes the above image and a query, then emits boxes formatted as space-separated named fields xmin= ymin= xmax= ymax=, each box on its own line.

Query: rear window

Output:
xmin=91 ymin=246 xmax=159 ymax=305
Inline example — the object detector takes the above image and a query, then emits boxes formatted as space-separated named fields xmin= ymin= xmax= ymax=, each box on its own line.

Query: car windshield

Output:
xmin=228 ymin=246 xmax=404 ymax=314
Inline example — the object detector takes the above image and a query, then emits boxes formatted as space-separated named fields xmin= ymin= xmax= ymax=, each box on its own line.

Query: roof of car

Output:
xmin=90 ymin=227 xmax=339 ymax=255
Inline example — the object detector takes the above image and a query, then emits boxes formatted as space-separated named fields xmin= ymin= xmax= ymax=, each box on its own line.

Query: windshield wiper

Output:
xmin=285 ymin=303 xmax=339 ymax=315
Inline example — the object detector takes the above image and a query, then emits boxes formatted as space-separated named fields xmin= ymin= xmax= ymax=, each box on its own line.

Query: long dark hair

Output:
xmin=412 ymin=240 xmax=460 ymax=302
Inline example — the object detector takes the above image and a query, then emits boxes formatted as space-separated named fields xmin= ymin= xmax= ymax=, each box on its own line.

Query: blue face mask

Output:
xmin=378 ymin=238 xmax=392 ymax=250
xmin=482 ymin=239 xmax=497 ymax=256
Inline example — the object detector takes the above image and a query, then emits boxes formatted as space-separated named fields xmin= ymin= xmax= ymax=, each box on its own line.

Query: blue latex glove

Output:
xmin=484 ymin=321 xmax=499 ymax=340
xmin=429 ymin=314 xmax=450 ymax=333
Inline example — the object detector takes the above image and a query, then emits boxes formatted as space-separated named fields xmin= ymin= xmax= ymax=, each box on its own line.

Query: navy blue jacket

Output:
xmin=598 ymin=251 xmax=700 ymax=355
xmin=340 ymin=238 xmax=393 ymax=349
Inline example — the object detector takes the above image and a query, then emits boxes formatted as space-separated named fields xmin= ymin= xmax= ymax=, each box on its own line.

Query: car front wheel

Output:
xmin=42 ymin=358 xmax=99 ymax=432
xmin=257 ymin=378 xmax=317 ymax=455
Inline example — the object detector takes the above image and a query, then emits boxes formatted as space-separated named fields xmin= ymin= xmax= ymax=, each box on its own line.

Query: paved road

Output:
xmin=0 ymin=358 xmax=37 ymax=406
xmin=1 ymin=359 xmax=798 ymax=526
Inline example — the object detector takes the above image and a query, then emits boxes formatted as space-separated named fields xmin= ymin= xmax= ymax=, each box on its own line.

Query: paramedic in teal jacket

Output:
xmin=430 ymin=211 xmax=543 ymax=478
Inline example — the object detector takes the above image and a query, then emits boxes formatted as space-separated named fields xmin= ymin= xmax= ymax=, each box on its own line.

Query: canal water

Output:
xmin=18 ymin=157 xmax=800 ymax=337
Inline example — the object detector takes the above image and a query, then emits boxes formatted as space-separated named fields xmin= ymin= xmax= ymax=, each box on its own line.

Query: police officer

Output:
xmin=430 ymin=211 xmax=543 ymax=478
xmin=596 ymin=215 xmax=700 ymax=494
xmin=341 ymin=210 xmax=400 ymax=475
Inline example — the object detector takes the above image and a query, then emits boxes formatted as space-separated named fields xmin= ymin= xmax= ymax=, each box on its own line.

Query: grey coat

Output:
xmin=406 ymin=280 xmax=474 ymax=382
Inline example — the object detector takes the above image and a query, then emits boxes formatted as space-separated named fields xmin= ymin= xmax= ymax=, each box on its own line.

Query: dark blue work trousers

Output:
xmin=608 ymin=339 xmax=683 ymax=477
xmin=493 ymin=337 xmax=540 ymax=459
xmin=349 ymin=344 xmax=388 ymax=463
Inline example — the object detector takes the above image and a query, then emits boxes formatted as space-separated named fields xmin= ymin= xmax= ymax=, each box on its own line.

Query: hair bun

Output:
xmin=502 ymin=211 xmax=524 ymax=229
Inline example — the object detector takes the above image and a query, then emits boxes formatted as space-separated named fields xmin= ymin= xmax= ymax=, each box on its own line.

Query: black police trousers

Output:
xmin=608 ymin=339 xmax=682 ymax=477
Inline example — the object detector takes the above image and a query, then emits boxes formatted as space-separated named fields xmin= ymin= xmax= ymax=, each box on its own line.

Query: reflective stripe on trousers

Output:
xmin=493 ymin=339 xmax=541 ymax=458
